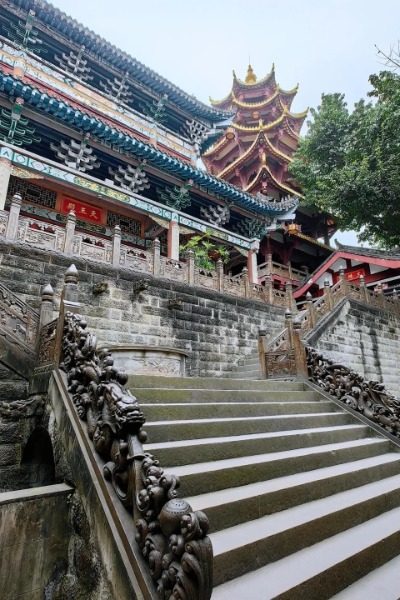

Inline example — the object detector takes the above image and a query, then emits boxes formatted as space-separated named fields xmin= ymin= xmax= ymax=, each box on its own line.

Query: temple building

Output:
xmin=203 ymin=64 xmax=335 ymax=290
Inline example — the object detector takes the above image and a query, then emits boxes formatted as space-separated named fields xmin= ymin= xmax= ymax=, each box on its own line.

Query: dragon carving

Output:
xmin=306 ymin=346 xmax=400 ymax=437
xmin=60 ymin=312 xmax=212 ymax=600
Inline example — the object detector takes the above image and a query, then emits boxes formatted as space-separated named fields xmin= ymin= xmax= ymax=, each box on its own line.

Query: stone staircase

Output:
xmin=130 ymin=374 xmax=400 ymax=599
xmin=227 ymin=352 xmax=262 ymax=379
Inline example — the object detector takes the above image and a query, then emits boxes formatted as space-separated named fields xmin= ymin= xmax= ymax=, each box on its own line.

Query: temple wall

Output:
xmin=307 ymin=300 xmax=400 ymax=396
xmin=0 ymin=239 xmax=285 ymax=377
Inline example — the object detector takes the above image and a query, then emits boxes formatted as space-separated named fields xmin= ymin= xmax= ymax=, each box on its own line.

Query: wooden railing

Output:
xmin=258 ymin=260 xmax=308 ymax=282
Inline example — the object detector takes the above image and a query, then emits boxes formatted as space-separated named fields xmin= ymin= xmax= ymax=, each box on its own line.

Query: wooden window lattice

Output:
xmin=107 ymin=210 xmax=142 ymax=236
xmin=8 ymin=176 xmax=57 ymax=209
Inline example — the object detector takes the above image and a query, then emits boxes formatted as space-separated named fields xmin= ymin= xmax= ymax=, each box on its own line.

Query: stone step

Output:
xmin=145 ymin=424 xmax=369 ymax=466
xmin=135 ymin=388 xmax=318 ymax=403
xmin=212 ymin=505 xmax=400 ymax=599
xmin=141 ymin=400 xmax=339 ymax=421
xmin=144 ymin=411 xmax=354 ymax=443
xmin=129 ymin=375 xmax=289 ymax=391
xmin=227 ymin=370 xmax=261 ymax=379
xmin=187 ymin=453 xmax=400 ymax=532
xmin=170 ymin=438 xmax=390 ymax=496
xmin=331 ymin=553 xmax=400 ymax=599
xmin=211 ymin=474 xmax=400 ymax=586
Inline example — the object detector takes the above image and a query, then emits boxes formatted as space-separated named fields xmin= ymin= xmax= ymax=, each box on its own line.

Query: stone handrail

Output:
xmin=1 ymin=205 xmax=289 ymax=307
xmin=306 ymin=346 xmax=400 ymax=438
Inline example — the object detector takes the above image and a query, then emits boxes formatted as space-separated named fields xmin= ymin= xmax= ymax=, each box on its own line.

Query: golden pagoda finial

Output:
xmin=245 ymin=64 xmax=257 ymax=84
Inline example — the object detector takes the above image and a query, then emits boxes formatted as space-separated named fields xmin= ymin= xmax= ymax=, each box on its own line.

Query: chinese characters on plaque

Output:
xmin=60 ymin=196 xmax=104 ymax=224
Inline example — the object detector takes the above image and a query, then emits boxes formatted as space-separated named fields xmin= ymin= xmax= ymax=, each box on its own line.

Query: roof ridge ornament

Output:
xmin=245 ymin=64 xmax=257 ymax=84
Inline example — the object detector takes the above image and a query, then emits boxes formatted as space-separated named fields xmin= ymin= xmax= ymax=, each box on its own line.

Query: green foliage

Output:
xmin=290 ymin=73 xmax=400 ymax=248
xmin=180 ymin=231 xmax=230 ymax=271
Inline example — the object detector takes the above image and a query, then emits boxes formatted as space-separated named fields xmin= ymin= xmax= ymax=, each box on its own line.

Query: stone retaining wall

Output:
xmin=0 ymin=239 xmax=285 ymax=376
xmin=308 ymin=299 xmax=400 ymax=396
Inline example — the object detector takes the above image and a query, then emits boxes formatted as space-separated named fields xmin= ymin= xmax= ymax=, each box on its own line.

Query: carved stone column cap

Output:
xmin=113 ymin=224 xmax=121 ymax=233
xmin=66 ymin=209 xmax=76 ymax=220
xmin=41 ymin=283 xmax=54 ymax=300
xmin=324 ymin=278 xmax=331 ymax=287
xmin=306 ymin=291 xmax=313 ymax=300
xmin=64 ymin=263 xmax=79 ymax=284
xmin=11 ymin=193 xmax=22 ymax=205
xmin=285 ymin=308 xmax=292 ymax=319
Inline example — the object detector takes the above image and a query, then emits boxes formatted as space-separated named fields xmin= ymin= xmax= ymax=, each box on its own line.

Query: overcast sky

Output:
xmin=49 ymin=0 xmax=400 ymax=245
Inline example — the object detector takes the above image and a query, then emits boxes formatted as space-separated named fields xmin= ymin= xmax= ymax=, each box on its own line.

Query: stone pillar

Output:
xmin=324 ymin=279 xmax=333 ymax=310
xmin=0 ymin=157 xmax=12 ymax=211
xmin=152 ymin=237 xmax=161 ymax=276
xmin=293 ymin=321 xmax=308 ymax=378
xmin=247 ymin=239 xmax=260 ymax=284
xmin=112 ymin=225 xmax=121 ymax=268
xmin=5 ymin=193 xmax=22 ymax=240
xmin=285 ymin=281 xmax=295 ymax=312
xmin=63 ymin=210 xmax=76 ymax=255
xmin=167 ymin=219 xmax=180 ymax=261
xmin=216 ymin=258 xmax=224 ymax=293
xmin=39 ymin=283 xmax=55 ymax=329
xmin=339 ymin=267 xmax=348 ymax=296
xmin=359 ymin=275 xmax=370 ymax=304
xmin=266 ymin=252 xmax=273 ymax=276
xmin=187 ymin=249 xmax=195 ymax=285
xmin=264 ymin=273 xmax=274 ymax=305
xmin=63 ymin=264 xmax=79 ymax=305
xmin=242 ymin=266 xmax=250 ymax=298
xmin=258 ymin=329 xmax=267 ymax=379
xmin=285 ymin=309 xmax=294 ymax=348
xmin=306 ymin=291 xmax=316 ymax=328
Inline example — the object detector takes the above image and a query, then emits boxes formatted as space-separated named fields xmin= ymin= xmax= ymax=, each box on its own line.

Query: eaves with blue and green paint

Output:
xmin=6 ymin=0 xmax=230 ymax=123
xmin=0 ymin=72 xmax=298 ymax=218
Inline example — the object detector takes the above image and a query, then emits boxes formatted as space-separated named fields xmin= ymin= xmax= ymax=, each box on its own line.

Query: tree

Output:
xmin=290 ymin=72 xmax=400 ymax=248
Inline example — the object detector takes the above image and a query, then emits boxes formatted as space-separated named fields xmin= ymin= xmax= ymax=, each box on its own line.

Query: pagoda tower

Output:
xmin=202 ymin=64 xmax=307 ymax=200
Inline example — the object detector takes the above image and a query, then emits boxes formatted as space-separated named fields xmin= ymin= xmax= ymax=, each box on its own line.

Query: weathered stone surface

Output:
xmin=308 ymin=299 xmax=400 ymax=395
xmin=0 ymin=241 xmax=286 ymax=376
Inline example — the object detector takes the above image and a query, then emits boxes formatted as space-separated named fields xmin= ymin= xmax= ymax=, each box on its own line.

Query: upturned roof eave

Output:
xmin=0 ymin=71 xmax=297 ymax=218
xmin=7 ymin=0 xmax=230 ymax=123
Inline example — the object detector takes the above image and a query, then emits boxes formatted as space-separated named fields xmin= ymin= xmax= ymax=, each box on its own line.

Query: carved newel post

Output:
xmin=324 ymin=278 xmax=333 ymax=310
xmin=242 ymin=266 xmax=249 ymax=298
xmin=216 ymin=258 xmax=224 ymax=293
xmin=293 ymin=320 xmax=308 ymax=378
xmin=359 ymin=275 xmax=370 ymax=304
xmin=63 ymin=209 xmax=76 ymax=255
xmin=5 ymin=193 xmax=22 ymax=240
xmin=152 ymin=237 xmax=161 ymax=276
xmin=285 ymin=280 xmax=295 ymax=312
xmin=39 ymin=283 xmax=54 ymax=329
xmin=339 ymin=267 xmax=348 ymax=297
xmin=306 ymin=291 xmax=316 ymax=328
xmin=55 ymin=264 xmax=80 ymax=365
xmin=258 ymin=329 xmax=267 ymax=378
xmin=264 ymin=273 xmax=274 ymax=305
xmin=63 ymin=263 xmax=79 ymax=305
xmin=112 ymin=224 xmax=121 ymax=268
xmin=285 ymin=308 xmax=293 ymax=348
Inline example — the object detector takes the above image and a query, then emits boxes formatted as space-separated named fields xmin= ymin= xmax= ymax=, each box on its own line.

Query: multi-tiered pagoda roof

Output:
xmin=203 ymin=65 xmax=307 ymax=198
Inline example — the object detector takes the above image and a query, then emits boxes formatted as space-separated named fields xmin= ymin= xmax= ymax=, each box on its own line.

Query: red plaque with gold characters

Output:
xmin=60 ymin=196 xmax=104 ymax=223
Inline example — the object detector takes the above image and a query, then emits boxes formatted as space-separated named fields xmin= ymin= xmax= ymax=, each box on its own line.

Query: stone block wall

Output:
xmin=0 ymin=239 xmax=286 ymax=376
xmin=308 ymin=299 xmax=400 ymax=396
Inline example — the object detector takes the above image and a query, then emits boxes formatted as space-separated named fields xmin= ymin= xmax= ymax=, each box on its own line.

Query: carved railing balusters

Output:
xmin=59 ymin=310 xmax=213 ymax=600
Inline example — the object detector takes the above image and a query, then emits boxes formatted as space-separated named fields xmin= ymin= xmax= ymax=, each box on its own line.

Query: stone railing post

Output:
xmin=5 ymin=193 xmax=22 ymax=240
xmin=55 ymin=264 xmax=80 ymax=365
xmin=285 ymin=281 xmax=295 ymax=312
xmin=0 ymin=156 xmax=12 ymax=211
xmin=323 ymin=279 xmax=334 ymax=310
xmin=264 ymin=273 xmax=274 ymax=305
xmin=258 ymin=329 xmax=267 ymax=379
xmin=242 ymin=266 xmax=250 ymax=298
xmin=359 ymin=275 xmax=370 ymax=304
xmin=216 ymin=258 xmax=224 ymax=293
xmin=112 ymin=224 xmax=121 ymax=268
xmin=187 ymin=249 xmax=195 ymax=285
xmin=63 ymin=210 xmax=76 ymax=255
xmin=167 ymin=218 xmax=180 ymax=261
xmin=247 ymin=239 xmax=260 ymax=284
xmin=339 ymin=267 xmax=348 ymax=296
xmin=285 ymin=309 xmax=294 ymax=348
xmin=375 ymin=282 xmax=385 ymax=308
xmin=306 ymin=291 xmax=316 ymax=328
xmin=266 ymin=252 xmax=273 ymax=276
xmin=293 ymin=321 xmax=308 ymax=378
xmin=39 ymin=283 xmax=54 ymax=329
xmin=152 ymin=237 xmax=161 ymax=276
